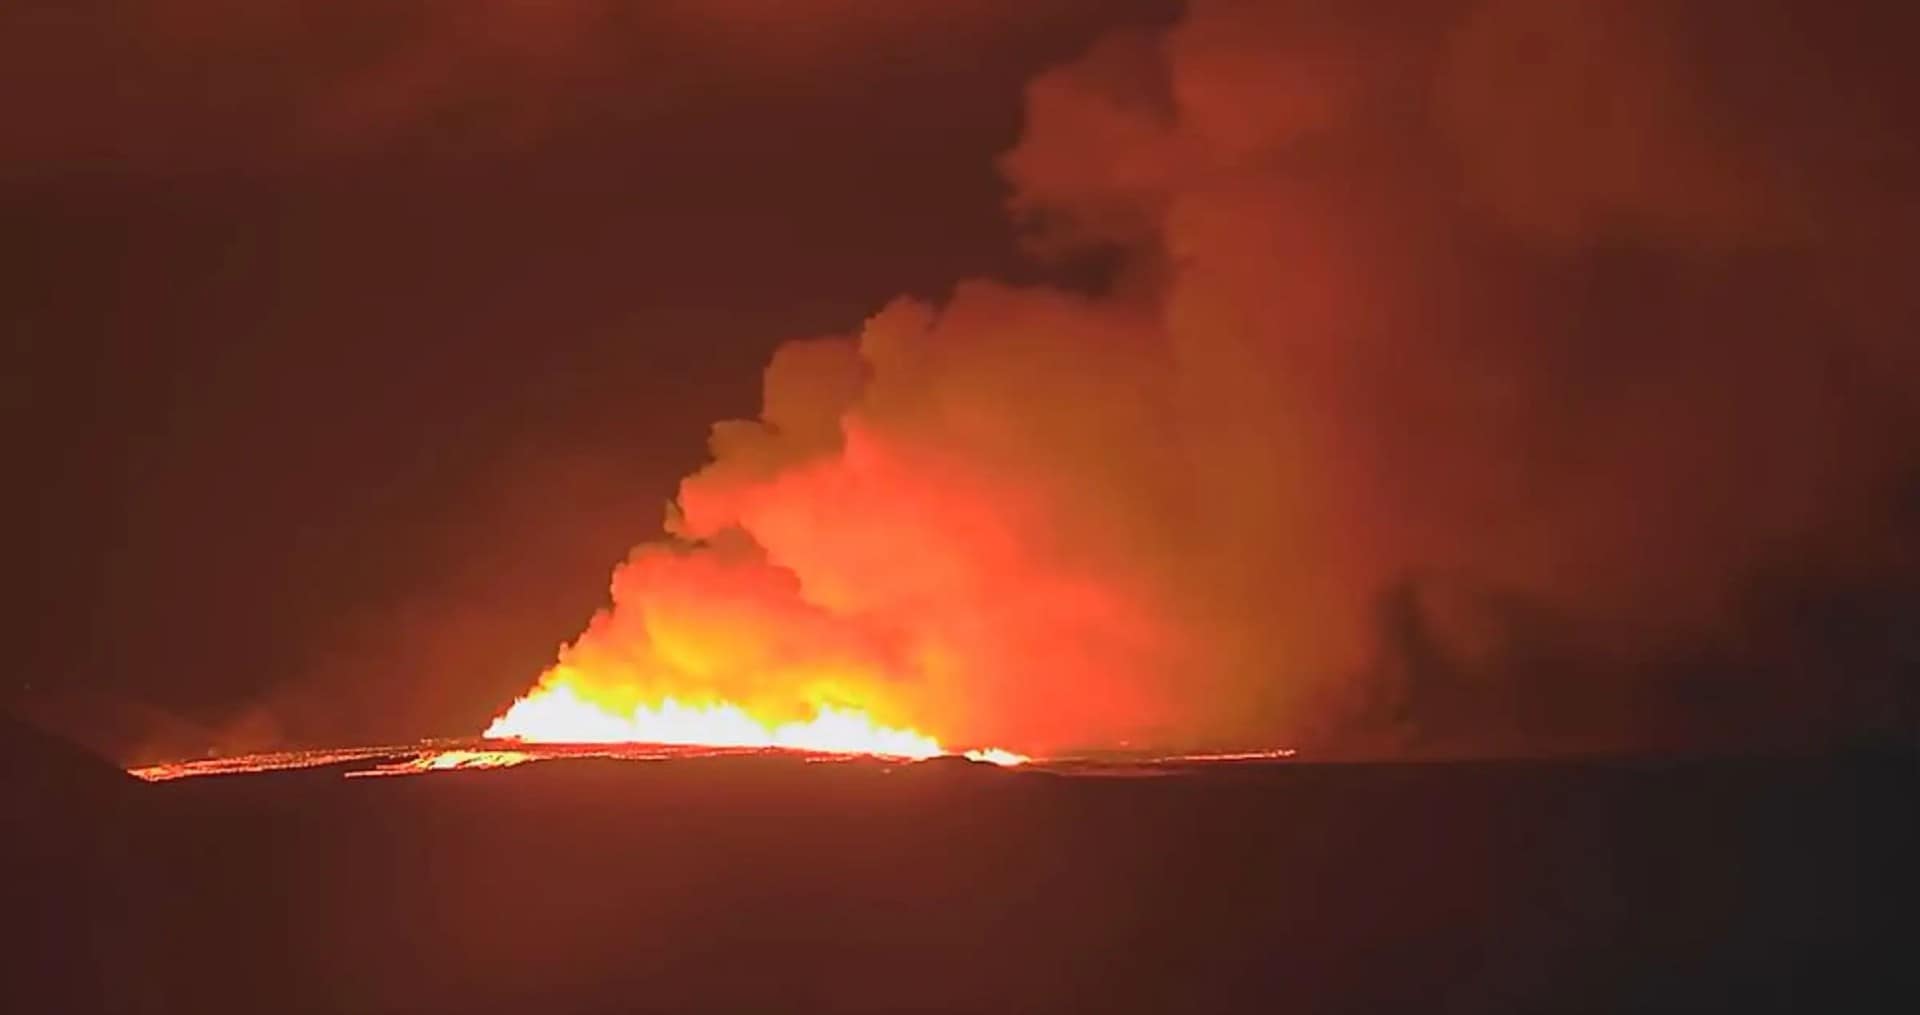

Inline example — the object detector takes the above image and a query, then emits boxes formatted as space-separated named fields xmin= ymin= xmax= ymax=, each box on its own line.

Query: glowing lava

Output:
xmin=484 ymin=679 xmax=1027 ymax=765
xmin=345 ymin=748 xmax=537 ymax=778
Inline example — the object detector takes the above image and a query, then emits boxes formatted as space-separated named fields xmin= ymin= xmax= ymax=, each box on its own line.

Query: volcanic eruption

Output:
xmin=78 ymin=0 xmax=1917 ymax=778
xmin=468 ymin=0 xmax=1917 ymax=764
xmin=19 ymin=6 xmax=1918 ymax=1014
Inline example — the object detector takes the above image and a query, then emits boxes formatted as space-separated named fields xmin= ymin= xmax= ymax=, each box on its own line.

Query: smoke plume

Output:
xmin=526 ymin=0 xmax=1919 ymax=755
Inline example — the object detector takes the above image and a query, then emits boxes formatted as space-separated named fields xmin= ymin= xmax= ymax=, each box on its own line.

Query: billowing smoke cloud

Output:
xmin=528 ymin=0 xmax=1919 ymax=756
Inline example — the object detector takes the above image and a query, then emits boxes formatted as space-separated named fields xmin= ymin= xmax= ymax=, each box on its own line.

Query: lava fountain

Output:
xmin=484 ymin=669 xmax=1027 ymax=766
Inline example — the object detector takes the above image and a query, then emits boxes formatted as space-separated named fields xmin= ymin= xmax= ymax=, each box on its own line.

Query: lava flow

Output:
xmin=126 ymin=674 xmax=1031 ymax=784
xmin=484 ymin=672 xmax=1027 ymax=766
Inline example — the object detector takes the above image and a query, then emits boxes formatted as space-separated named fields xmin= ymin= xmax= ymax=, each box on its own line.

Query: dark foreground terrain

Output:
xmin=5 ymin=728 xmax=1914 ymax=1013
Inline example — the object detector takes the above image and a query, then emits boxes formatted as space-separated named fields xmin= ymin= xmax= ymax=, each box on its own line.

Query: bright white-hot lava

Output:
xmin=484 ymin=679 xmax=1027 ymax=765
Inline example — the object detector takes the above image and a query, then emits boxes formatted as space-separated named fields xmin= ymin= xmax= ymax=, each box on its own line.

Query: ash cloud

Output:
xmin=0 ymin=1 xmax=1121 ymax=172
xmin=543 ymin=0 xmax=1919 ymax=755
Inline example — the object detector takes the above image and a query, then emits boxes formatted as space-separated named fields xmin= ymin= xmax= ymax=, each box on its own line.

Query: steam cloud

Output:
xmin=535 ymin=0 xmax=1919 ymax=755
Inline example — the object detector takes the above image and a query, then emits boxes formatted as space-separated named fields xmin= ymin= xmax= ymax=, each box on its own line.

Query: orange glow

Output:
xmin=127 ymin=746 xmax=410 ymax=782
xmin=344 ymin=748 xmax=537 ymax=778
xmin=1160 ymin=748 xmax=1298 ymax=762
xmin=960 ymin=747 xmax=1032 ymax=766
xmin=126 ymin=745 xmax=542 ymax=782
xmin=484 ymin=674 xmax=1026 ymax=765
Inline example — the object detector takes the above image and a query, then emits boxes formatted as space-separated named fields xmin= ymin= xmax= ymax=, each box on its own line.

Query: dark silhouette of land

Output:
xmin=5 ymin=722 xmax=1913 ymax=1013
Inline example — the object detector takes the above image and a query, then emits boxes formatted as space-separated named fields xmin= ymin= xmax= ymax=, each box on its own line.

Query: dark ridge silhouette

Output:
xmin=0 ymin=712 xmax=145 ymax=1014
xmin=0 ymin=711 xmax=135 ymax=807
xmin=4 ymin=748 xmax=1914 ymax=1013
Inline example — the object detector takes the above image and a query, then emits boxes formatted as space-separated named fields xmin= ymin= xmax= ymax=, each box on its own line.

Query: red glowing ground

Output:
xmin=125 ymin=741 xmax=1296 ymax=782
